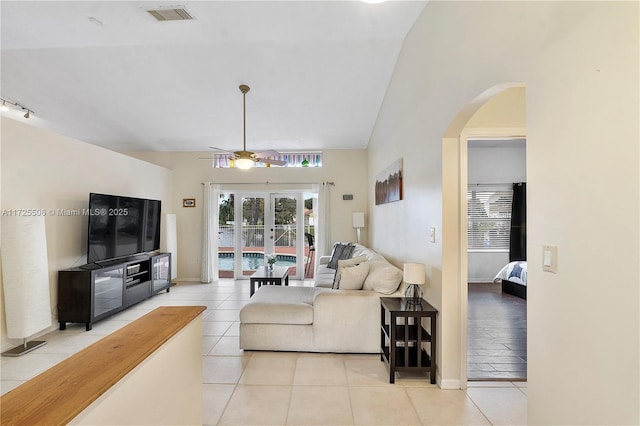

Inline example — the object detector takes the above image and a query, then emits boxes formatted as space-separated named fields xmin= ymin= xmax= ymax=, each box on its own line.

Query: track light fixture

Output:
xmin=0 ymin=97 xmax=33 ymax=119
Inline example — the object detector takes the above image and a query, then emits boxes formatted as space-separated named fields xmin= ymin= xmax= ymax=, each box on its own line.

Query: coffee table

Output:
xmin=250 ymin=266 xmax=290 ymax=297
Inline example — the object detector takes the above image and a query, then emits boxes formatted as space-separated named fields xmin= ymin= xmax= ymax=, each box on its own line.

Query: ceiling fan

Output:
xmin=208 ymin=85 xmax=286 ymax=169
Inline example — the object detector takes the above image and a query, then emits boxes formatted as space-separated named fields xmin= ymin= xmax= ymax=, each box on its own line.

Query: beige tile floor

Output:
xmin=1 ymin=279 xmax=527 ymax=425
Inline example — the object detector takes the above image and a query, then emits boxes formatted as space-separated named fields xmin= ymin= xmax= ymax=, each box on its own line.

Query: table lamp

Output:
xmin=403 ymin=263 xmax=425 ymax=305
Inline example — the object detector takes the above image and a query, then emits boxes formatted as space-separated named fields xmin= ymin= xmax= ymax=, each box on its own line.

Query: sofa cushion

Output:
xmin=362 ymin=254 xmax=403 ymax=294
xmin=240 ymin=286 xmax=319 ymax=325
xmin=336 ymin=261 xmax=369 ymax=290
xmin=315 ymin=263 xmax=337 ymax=288
xmin=333 ymin=255 xmax=368 ymax=289
xmin=327 ymin=242 xmax=355 ymax=269
xmin=337 ymin=255 xmax=367 ymax=269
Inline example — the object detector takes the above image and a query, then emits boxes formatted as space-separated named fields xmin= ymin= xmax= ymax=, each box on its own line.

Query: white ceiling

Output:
xmin=1 ymin=1 xmax=426 ymax=153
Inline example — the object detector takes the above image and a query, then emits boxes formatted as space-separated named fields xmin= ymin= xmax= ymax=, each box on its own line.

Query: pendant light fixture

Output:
xmin=209 ymin=85 xmax=285 ymax=169
xmin=235 ymin=85 xmax=255 ymax=169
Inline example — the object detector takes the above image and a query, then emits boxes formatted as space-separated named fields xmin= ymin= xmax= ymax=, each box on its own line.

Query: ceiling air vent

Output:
xmin=147 ymin=7 xmax=193 ymax=21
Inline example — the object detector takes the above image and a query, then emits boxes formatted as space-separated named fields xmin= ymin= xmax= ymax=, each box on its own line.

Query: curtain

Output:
xmin=201 ymin=182 xmax=220 ymax=283
xmin=509 ymin=182 xmax=527 ymax=261
xmin=317 ymin=182 xmax=332 ymax=258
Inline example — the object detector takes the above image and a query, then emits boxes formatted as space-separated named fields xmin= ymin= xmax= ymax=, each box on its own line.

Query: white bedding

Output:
xmin=493 ymin=261 xmax=527 ymax=286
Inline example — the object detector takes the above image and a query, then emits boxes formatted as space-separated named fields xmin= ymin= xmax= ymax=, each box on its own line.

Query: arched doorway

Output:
xmin=441 ymin=83 xmax=526 ymax=388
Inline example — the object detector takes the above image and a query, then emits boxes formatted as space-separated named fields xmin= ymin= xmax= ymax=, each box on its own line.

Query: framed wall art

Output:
xmin=375 ymin=158 xmax=403 ymax=205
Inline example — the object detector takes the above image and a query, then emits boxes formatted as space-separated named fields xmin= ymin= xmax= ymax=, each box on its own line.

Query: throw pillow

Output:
xmin=332 ymin=255 xmax=367 ymax=288
xmin=327 ymin=242 xmax=355 ymax=269
xmin=362 ymin=256 xmax=403 ymax=294
xmin=336 ymin=261 xmax=370 ymax=290
xmin=338 ymin=255 xmax=367 ymax=269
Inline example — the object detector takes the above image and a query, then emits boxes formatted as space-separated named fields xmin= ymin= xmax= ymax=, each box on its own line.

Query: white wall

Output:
xmin=369 ymin=1 xmax=638 ymax=424
xmin=468 ymin=144 xmax=526 ymax=185
xmin=468 ymin=142 xmax=526 ymax=282
xmin=127 ymin=150 xmax=368 ymax=281
xmin=0 ymin=117 xmax=173 ymax=351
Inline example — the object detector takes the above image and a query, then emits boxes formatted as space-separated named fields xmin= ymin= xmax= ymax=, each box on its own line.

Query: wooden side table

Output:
xmin=380 ymin=297 xmax=438 ymax=384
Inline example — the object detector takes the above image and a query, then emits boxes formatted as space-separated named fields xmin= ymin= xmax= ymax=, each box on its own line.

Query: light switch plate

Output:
xmin=542 ymin=245 xmax=558 ymax=273
xmin=429 ymin=227 xmax=436 ymax=243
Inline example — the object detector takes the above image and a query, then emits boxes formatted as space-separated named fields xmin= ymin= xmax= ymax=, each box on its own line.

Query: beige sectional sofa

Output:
xmin=314 ymin=243 xmax=405 ymax=293
xmin=239 ymin=244 xmax=404 ymax=353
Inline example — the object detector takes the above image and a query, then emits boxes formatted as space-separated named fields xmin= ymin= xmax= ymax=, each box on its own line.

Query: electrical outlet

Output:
xmin=429 ymin=227 xmax=436 ymax=243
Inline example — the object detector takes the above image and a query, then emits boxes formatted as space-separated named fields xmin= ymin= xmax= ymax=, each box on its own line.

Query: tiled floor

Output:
xmin=1 ymin=279 xmax=527 ymax=425
xmin=468 ymin=283 xmax=527 ymax=381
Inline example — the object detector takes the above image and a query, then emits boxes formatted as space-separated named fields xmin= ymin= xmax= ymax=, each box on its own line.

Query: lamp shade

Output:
xmin=403 ymin=263 xmax=425 ymax=285
xmin=1 ymin=216 xmax=52 ymax=339
xmin=352 ymin=212 xmax=365 ymax=228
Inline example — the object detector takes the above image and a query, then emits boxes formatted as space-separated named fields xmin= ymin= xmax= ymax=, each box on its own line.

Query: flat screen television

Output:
xmin=87 ymin=193 xmax=161 ymax=263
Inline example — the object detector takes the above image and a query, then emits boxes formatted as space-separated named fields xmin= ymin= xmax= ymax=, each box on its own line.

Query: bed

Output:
xmin=493 ymin=261 xmax=527 ymax=299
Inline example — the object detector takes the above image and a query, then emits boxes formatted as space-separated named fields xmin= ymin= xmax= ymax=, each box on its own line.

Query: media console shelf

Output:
xmin=58 ymin=252 xmax=172 ymax=331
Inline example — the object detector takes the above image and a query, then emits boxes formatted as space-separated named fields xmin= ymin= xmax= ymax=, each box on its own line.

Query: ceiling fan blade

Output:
xmin=209 ymin=146 xmax=236 ymax=155
xmin=253 ymin=150 xmax=281 ymax=159
xmin=257 ymin=158 xmax=286 ymax=166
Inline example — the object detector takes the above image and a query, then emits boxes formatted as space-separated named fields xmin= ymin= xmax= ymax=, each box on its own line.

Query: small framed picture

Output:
xmin=183 ymin=198 xmax=196 ymax=208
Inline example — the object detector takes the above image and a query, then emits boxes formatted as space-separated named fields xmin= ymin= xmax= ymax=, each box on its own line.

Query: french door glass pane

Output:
xmin=304 ymin=193 xmax=316 ymax=279
xmin=242 ymin=196 xmax=265 ymax=276
xmin=218 ymin=193 xmax=234 ymax=279
xmin=273 ymin=195 xmax=297 ymax=277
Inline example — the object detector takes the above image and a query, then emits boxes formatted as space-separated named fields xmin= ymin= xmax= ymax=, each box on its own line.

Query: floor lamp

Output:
xmin=352 ymin=212 xmax=365 ymax=244
xmin=163 ymin=213 xmax=178 ymax=280
xmin=2 ymin=216 xmax=52 ymax=356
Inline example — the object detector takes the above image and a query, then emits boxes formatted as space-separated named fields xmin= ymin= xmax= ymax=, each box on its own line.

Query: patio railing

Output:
xmin=218 ymin=225 xmax=314 ymax=248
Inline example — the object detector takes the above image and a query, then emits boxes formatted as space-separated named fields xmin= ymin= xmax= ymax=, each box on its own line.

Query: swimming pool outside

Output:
xmin=218 ymin=252 xmax=297 ymax=270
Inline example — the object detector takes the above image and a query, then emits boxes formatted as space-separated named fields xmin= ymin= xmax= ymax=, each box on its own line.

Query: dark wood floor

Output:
xmin=468 ymin=283 xmax=527 ymax=381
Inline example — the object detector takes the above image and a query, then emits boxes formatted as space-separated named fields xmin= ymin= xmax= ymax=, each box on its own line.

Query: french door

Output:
xmin=218 ymin=192 xmax=305 ymax=280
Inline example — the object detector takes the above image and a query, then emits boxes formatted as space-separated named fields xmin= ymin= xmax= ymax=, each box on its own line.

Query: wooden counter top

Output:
xmin=0 ymin=305 xmax=206 ymax=426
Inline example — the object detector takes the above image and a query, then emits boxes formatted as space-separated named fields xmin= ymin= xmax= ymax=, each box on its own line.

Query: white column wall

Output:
xmin=368 ymin=1 xmax=638 ymax=424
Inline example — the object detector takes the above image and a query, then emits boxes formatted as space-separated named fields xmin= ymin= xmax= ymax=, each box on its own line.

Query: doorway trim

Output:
xmin=440 ymin=82 xmax=526 ymax=390
xmin=458 ymin=127 xmax=526 ymax=387
xmin=221 ymin=188 xmax=313 ymax=281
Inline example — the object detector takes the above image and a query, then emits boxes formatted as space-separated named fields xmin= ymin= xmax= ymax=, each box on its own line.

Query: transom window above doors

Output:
xmin=212 ymin=152 xmax=323 ymax=168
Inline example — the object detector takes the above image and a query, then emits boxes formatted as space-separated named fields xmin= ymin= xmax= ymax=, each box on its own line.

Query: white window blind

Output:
xmin=467 ymin=186 xmax=513 ymax=251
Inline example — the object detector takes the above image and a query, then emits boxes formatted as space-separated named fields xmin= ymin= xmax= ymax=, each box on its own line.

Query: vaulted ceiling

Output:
xmin=1 ymin=1 xmax=426 ymax=153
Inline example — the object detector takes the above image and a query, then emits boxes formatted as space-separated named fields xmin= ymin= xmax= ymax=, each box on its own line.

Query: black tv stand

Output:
xmin=58 ymin=253 xmax=172 ymax=331
xmin=78 ymin=262 xmax=103 ymax=271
